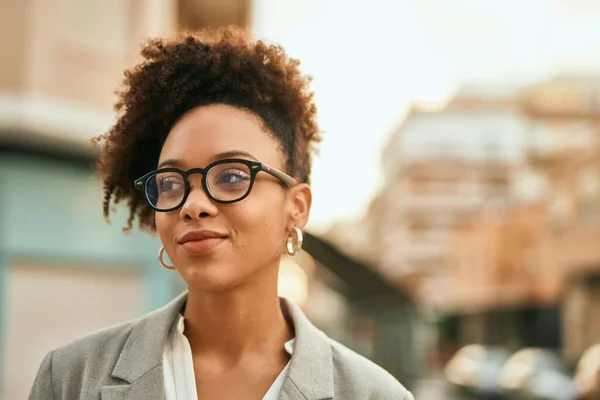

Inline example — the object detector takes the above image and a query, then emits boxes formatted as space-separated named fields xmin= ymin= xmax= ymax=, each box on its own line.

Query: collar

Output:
xmin=172 ymin=313 xmax=296 ymax=355
xmin=108 ymin=293 xmax=334 ymax=400
xmin=279 ymin=298 xmax=334 ymax=399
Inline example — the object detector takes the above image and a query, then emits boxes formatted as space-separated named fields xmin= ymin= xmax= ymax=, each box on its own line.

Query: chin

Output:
xmin=179 ymin=262 xmax=244 ymax=292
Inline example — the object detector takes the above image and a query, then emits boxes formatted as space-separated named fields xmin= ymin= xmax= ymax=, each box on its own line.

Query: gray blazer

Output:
xmin=29 ymin=293 xmax=414 ymax=400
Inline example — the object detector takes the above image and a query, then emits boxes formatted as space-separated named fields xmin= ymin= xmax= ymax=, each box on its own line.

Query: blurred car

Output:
xmin=444 ymin=344 xmax=510 ymax=398
xmin=574 ymin=344 xmax=600 ymax=399
xmin=498 ymin=347 xmax=577 ymax=400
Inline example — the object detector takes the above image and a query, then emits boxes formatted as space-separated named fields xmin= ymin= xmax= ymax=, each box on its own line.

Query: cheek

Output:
xmin=154 ymin=212 xmax=175 ymax=244
xmin=234 ymin=200 xmax=287 ymax=249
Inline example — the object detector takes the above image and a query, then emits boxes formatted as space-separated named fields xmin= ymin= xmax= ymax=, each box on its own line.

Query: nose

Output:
xmin=179 ymin=180 xmax=218 ymax=221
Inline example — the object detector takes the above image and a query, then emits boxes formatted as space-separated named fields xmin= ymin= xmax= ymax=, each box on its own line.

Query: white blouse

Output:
xmin=163 ymin=314 xmax=295 ymax=400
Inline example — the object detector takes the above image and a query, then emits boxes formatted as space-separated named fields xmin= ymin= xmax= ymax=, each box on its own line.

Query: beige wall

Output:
xmin=1 ymin=262 xmax=144 ymax=400
xmin=0 ymin=0 xmax=258 ymax=145
xmin=0 ymin=0 xmax=177 ymax=143
xmin=367 ymin=157 xmax=513 ymax=300
xmin=447 ymin=209 xmax=536 ymax=310
xmin=0 ymin=0 xmax=30 ymax=91
xmin=445 ymin=149 xmax=600 ymax=311
xmin=1 ymin=0 xmax=142 ymax=108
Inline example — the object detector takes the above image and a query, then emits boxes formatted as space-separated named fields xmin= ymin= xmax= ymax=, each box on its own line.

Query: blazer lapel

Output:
xmin=279 ymin=299 xmax=334 ymax=400
xmin=100 ymin=366 xmax=163 ymax=400
xmin=101 ymin=293 xmax=187 ymax=400
xmin=279 ymin=376 xmax=312 ymax=400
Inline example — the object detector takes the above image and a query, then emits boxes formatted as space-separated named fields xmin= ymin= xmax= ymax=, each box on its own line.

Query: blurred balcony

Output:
xmin=521 ymin=76 xmax=600 ymax=120
xmin=0 ymin=0 xmax=178 ymax=145
xmin=403 ymin=243 xmax=446 ymax=264
xmin=0 ymin=0 xmax=161 ymax=108
xmin=522 ymin=77 xmax=600 ymax=174
xmin=0 ymin=0 xmax=251 ymax=147
xmin=402 ymin=194 xmax=486 ymax=213
xmin=525 ymin=122 xmax=598 ymax=172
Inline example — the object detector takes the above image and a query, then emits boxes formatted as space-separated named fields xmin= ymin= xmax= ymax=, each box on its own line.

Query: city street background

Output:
xmin=3 ymin=1 xmax=600 ymax=399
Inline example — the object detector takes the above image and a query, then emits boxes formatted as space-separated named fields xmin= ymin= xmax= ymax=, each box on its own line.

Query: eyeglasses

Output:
xmin=134 ymin=158 xmax=297 ymax=212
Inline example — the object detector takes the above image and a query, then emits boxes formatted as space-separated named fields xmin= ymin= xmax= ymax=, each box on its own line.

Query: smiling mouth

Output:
xmin=178 ymin=236 xmax=227 ymax=255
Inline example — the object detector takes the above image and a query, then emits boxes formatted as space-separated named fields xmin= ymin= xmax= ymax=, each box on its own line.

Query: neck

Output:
xmin=182 ymin=266 xmax=293 ymax=361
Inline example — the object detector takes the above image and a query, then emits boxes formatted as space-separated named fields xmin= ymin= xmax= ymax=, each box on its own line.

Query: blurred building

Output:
xmin=547 ymin=150 xmax=600 ymax=362
xmin=367 ymin=86 xmax=526 ymax=305
xmin=359 ymin=78 xmax=600 ymax=376
xmin=522 ymin=76 xmax=600 ymax=192
xmin=442 ymin=76 xmax=600 ymax=362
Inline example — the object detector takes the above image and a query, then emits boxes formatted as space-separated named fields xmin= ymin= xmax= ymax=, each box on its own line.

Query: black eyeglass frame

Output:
xmin=134 ymin=158 xmax=297 ymax=212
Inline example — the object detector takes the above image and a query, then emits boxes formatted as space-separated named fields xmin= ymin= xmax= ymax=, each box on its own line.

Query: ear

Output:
xmin=286 ymin=183 xmax=312 ymax=232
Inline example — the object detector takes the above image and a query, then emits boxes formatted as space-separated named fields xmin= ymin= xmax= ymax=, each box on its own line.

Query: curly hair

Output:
xmin=93 ymin=27 xmax=321 ymax=232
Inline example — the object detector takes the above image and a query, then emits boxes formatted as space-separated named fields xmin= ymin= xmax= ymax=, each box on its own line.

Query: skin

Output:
xmin=155 ymin=104 xmax=312 ymax=399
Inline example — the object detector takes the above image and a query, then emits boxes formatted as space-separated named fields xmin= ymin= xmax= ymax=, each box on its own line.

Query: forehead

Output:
xmin=159 ymin=104 xmax=283 ymax=168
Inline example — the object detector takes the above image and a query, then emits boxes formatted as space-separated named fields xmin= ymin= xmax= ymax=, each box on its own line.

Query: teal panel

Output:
xmin=0 ymin=156 xmax=161 ymax=262
xmin=0 ymin=155 xmax=182 ymax=312
xmin=144 ymin=259 xmax=186 ymax=310
xmin=0 ymin=155 xmax=186 ymax=393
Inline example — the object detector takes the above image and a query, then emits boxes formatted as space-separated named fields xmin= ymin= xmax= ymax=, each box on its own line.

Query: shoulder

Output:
xmin=46 ymin=293 xmax=185 ymax=371
xmin=328 ymin=338 xmax=414 ymax=400
xmin=29 ymin=319 xmax=141 ymax=399
xmin=50 ymin=318 xmax=139 ymax=375
xmin=30 ymin=294 xmax=186 ymax=399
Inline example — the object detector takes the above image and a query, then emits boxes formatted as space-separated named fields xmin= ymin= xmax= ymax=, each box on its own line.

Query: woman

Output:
xmin=29 ymin=28 xmax=414 ymax=400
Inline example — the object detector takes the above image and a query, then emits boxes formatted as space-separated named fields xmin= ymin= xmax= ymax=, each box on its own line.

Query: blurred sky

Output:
xmin=251 ymin=0 xmax=600 ymax=233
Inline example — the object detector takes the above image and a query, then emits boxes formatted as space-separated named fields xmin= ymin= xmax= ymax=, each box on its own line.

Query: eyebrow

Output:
xmin=209 ymin=150 xmax=259 ymax=163
xmin=157 ymin=150 xmax=260 ymax=168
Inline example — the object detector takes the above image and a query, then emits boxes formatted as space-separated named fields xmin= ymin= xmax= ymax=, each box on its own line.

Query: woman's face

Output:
xmin=155 ymin=104 xmax=311 ymax=291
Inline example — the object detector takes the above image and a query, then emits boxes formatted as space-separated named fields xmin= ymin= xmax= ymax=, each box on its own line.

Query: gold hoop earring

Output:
xmin=286 ymin=227 xmax=303 ymax=256
xmin=158 ymin=246 xmax=176 ymax=270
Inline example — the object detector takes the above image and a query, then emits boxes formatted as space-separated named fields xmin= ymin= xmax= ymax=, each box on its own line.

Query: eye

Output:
xmin=215 ymin=169 xmax=251 ymax=184
xmin=157 ymin=175 xmax=185 ymax=193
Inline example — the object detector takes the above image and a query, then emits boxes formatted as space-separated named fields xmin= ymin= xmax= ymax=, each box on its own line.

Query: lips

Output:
xmin=177 ymin=230 xmax=228 ymax=255
xmin=178 ymin=230 xmax=228 ymax=244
